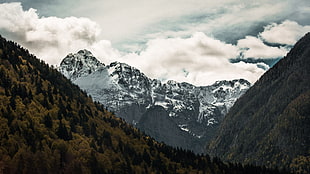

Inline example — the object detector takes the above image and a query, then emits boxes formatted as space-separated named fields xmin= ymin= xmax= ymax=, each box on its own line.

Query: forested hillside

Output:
xmin=208 ymin=33 xmax=310 ymax=174
xmin=0 ymin=35 xmax=289 ymax=174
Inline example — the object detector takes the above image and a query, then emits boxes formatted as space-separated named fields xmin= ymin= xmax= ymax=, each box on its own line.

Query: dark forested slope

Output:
xmin=208 ymin=33 xmax=310 ymax=174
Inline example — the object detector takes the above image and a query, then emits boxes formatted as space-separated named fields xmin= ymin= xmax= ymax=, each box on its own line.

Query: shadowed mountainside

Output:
xmin=208 ymin=33 xmax=310 ymax=174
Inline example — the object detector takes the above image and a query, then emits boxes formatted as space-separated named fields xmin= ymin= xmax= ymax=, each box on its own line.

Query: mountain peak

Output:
xmin=77 ymin=49 xmax=93 ymax=56
xmin=58 ymin=49 xmax=104 ymax=80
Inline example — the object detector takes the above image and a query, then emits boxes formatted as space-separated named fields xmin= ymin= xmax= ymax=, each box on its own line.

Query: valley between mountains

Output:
xmin=0 ymin=34 xmax=291 ymax=174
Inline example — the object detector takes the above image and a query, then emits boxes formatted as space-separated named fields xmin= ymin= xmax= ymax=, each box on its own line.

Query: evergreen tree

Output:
xmin=43 ymin=114 xmax=53 ymax=128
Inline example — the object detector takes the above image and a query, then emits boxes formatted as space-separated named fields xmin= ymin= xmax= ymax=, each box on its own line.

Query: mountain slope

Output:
xmin=138 ymin=105 xmax=202 ymax=151
xmin=0 ymin=35 xmax=289 ymax=174
xmin=59 ymin=50 xmax=250 ymax=153
xmin=207 ymin=33 xmax=310 ymax=173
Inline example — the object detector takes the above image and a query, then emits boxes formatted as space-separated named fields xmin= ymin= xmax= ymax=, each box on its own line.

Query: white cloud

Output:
xmin=0 ymin=2 xmax=120 ymax=65
xmin=87 ymin=40 xmax=121 ymax=63
xmin=259 ymin=20 xmax=310 ymax=45
xmin=237 ymin=36 xmax=288 ymax=59
xmin=119 ymin=32 xmax=265 ymax=85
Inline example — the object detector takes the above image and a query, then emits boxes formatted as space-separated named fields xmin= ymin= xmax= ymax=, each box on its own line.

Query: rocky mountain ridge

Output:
xmin=59 ymin=49 xmax=251 ymax=153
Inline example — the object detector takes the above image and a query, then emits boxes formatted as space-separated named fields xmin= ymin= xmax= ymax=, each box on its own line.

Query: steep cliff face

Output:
xmin=59 ymin=50 xmax=250 ymax=153
xmin=207 ymin=33 xmax=310 ymax=173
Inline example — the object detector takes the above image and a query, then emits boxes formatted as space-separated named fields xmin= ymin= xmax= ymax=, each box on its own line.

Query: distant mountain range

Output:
xmin=59 ymin=49 xmax=251 ymax=153
xmin=207 ymin=33 xmax=310 ymax=174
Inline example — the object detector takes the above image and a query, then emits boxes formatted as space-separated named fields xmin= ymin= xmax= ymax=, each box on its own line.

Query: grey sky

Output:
xmin=2 ymin=0 xmax=309 ymax=48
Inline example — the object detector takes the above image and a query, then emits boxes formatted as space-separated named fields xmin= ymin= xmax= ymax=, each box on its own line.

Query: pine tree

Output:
xmin=43 ymin=114 xmax=53 ymax=128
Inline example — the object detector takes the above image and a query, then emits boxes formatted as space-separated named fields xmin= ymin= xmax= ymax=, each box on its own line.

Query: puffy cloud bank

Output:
xmin=120 ymin=33 xmax=265 ymax=85
xmin=259 ymin=20 xmax=310 ymax=45
xmin=0 ymin=2 xmax=120 ymax=64
xmin=0 ymin=2 xmax=309 ymax=85
xmin=237 ymin=36 xmax=288 ymax=59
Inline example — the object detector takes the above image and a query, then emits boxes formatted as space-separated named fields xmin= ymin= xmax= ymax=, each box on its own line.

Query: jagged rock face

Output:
xmin=58 ymin=50 xmax=250 ymax=153
xmin=59 ymin=49 xmax=104 ymax=80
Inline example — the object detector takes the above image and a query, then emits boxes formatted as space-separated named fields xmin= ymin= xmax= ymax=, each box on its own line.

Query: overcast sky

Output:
xmin=0 ymin=0 xmax=309 ymax=85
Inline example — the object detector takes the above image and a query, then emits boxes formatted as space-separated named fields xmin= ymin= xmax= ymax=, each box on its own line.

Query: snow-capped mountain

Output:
xmin=59 ymin=50 xmax=251 ymax=153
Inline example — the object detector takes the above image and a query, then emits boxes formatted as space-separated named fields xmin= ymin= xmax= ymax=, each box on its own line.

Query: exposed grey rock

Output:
xmin=59 ymin=50 xmax=251 ymax=153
